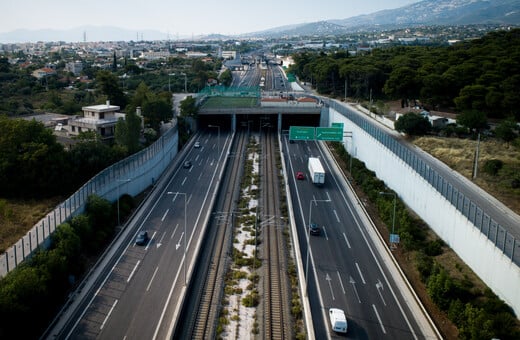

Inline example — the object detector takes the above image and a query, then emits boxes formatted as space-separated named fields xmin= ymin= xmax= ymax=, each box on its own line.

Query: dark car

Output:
xmin=309 ymin=223 xmax=320 ymax=236
xmin=296 ymin=171 xmax=305 ymax=180
xmin=135 ymin=230 xmax=149 ymax=245
xmin=183 ymin=160 xmax=192 ymax=168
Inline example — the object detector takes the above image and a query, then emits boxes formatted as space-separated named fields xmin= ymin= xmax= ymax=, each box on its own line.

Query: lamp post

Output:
xmin=168 ymin=73 xmax=175 ymax=92
xmin=208 ymin=124 xmax=220 ymax=162
xmin=379 ymin=191 xmax=397 ymax=246
xmin=116 ymin=178 xmax=131 ymax=226
xmin=305 ymin=198 xmax=330 ymax=296
xmin=172 ymin=72 xmax=187 ymax=93
xmin=344 ymin=131 xmax=353 ymax=175
xmin=167 ymin=191 xmax=187 ymax=285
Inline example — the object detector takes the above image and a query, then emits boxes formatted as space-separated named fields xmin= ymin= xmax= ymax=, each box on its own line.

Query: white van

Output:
xmin=329 ymin=308 xmax=348 ymax=333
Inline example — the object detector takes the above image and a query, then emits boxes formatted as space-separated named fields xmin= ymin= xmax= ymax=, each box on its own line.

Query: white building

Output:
xmin=66 ymin=101 xmax=125 ymax=141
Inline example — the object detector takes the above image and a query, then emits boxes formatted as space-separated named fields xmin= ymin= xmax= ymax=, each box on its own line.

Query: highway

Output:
xmin=282 ymin=136 xmax=437 ymax=339
xmin=62 ymin=131 xmax=230 ymax=339
xmin=48 ymin=63 xmax=441 ymax=339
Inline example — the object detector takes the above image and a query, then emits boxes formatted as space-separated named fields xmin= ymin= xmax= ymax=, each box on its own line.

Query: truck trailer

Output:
xmin=308 ymin=157 xmax=325 ymax=185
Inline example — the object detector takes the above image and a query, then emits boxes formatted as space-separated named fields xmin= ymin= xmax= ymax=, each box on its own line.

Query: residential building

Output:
xmin=65 ymin=101 xmax=125 ymax=141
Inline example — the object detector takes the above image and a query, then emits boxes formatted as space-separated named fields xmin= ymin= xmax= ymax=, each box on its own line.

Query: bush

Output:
xmin=424 ymin=239 xmax=444 ymax=256
xmin=416 ymin=251 xmax=434 ymax=281
xmin=482 ymin=159 xmax=503 ymax=176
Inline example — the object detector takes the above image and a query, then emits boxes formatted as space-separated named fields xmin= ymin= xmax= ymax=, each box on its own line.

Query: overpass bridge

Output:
xmin=195 ymin=90 xmax=324 ymax=131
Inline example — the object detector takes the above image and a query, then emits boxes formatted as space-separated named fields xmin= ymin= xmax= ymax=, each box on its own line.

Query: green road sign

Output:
xmin=289 ymin=126 xmax=315 ymax=140
xmin=316 ymin=127 xmax=343 ymax=141
xmin=331 ymin=122 xmax=344 ymax=130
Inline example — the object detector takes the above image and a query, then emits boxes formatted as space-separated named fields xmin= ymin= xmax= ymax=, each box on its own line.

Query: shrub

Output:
xmin=416 ymin=251 xmax=434 ymax=281
xmin=424 ymin=239 xmax=444 ymax=256
xmin=482 ymin=159 xmax=503 ymax=176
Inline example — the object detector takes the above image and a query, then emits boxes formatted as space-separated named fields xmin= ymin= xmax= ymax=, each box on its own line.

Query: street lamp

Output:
xmin=167 ymin=191 xmax=187 ymax=285
xmin=344 ymin=131 xmax=353 ymax=175
xmin=305 ymin=198 xmax=330 ymax=296
xmin=379 ymin=191 xmax=397 ymax=248
xmin=116 ymin=178 xmax=131 ymax=226
xmin=168 ymin=73 xmax=175 ymax=92
xmin=208 ymin=124 xmax=220 ymax=162
xmin=172 ymin=72 xmax=187 ymax=93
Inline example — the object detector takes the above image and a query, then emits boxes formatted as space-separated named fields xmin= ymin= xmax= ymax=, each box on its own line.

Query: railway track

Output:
xmin=189 ymin=130 xmax=248 ymax=340
xmin=181 ymin=128 xmax=292 ymax=339
xmin=260 ymin=128 xmax=292 ymax=339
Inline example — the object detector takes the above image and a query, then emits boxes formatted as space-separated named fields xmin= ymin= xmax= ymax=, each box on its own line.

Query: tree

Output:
xmin=95 ymin=70 xmax=127 ymax=108
xmin=454 ymin=84 xmax=488 ymax=112
xmin=394 ymin=113 xmax=432 ymax=136
xmin=494 ymin=117 xmax=518 ymax=144
xmin=219 ymin=69 xmax=232 ymax=87
xmin=179 ymin=96 xmax=198 ymax=117
xmin=142 ymin=98 xmax=171 ymax=133
xmin=457 ymin=109 xmax=488 ymax=133
xmin=0 ymin=116 xmax=69 ymax=198
xmin=384 ymin=66 xmax=420 ymax=103
xmin=115 ymin=110 xmax=142 ymax=154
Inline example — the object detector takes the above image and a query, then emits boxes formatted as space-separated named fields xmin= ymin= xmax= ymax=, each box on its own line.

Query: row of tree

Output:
xmin=288 ymin=29 xmax=520 ymax=121
xmin=0 ymin=51 xmax=224 ymax=117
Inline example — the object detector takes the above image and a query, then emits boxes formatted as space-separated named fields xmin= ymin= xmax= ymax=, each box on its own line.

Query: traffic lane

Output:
xmin=312 ymin=225 xmax=418 ymax=339
xmin=98 ymin=156 xmax=221 ymax=338
xmin=97 ymin=195 xmax=192 ymax=338
xmin=68 ymin=203 xmax=171 ymax=338
xmin=288 ymin=160 xmax=422 ymax=337
xmin=313 ymin=193 xmax=422 ymax=339
xmin=74 ymin=135 xmax=223 ymax=338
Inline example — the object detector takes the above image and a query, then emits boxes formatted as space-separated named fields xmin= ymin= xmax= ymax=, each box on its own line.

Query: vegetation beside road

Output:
xmin=413 ymin=136 xmax=520 ymax=215
xmin=329 ymin=141 xmax=520 ymax=339
xmin=0 ymin=194 xmax=135 ymax=339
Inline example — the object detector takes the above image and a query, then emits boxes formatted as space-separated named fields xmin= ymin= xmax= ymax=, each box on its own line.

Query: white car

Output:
xmin=194 ymin=141 xmax=201 ymax=148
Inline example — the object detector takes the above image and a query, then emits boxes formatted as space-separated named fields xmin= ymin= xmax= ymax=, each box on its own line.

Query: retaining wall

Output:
xmin=0 ymin=127 xmax=179 ymax=277
xmin=327 ymin=102 xmax=520 ymax=317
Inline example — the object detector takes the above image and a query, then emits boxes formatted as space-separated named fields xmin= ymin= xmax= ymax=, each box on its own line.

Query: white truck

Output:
xmin=308 ymin=157 xmax=325 ymax=185
xmin=329 ymin=308 xmax=348 ymax=333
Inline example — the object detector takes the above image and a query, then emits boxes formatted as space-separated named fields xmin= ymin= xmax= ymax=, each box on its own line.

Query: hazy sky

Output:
xmin=2 ymin=0 xmax=419 ymax=36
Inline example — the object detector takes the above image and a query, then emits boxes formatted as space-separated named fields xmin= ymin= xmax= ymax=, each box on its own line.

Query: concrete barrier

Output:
xmin=327 ymin=104 xmax=520 ymax=317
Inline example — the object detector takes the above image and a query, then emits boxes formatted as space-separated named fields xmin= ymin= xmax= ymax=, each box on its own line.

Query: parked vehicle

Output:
xmin=329 ymin=308 xmax=348 ymax=333
xmin=308 ymin=157 xmax=325 ymax=185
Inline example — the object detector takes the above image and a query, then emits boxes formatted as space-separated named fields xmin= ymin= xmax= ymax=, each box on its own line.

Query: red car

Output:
xmin=296 ymin=171 xmax=305 ymax=180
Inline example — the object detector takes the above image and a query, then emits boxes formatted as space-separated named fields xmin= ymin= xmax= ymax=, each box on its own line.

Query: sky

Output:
xmin=2 ymin=0 xmax=419 ymax=36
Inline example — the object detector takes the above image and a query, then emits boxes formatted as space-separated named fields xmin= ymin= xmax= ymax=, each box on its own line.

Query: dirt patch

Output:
xmin=413 ymin=136 xmax=520 ymax=215
xmin=0 ymin=197 xmax=64 ymax=253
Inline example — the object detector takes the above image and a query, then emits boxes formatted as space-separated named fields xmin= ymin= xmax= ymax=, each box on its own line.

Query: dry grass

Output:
xmin=413 ymin=136 xmax=520 ymax=215
xmin=0 ymin=197 xmax=63 ymax=253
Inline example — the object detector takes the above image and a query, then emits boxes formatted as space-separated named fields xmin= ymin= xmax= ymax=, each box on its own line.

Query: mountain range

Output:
xmin=1 ymin=0 xmax=519 ymax=43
